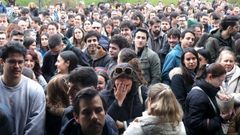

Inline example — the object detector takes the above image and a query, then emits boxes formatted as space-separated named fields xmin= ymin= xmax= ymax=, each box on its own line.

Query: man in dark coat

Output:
xmin=60 ymin=87 xmax=118 ymax=135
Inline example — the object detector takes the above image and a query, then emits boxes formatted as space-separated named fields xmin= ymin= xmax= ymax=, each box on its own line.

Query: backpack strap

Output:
xmin=138 ymin=85 xmax=143 ymax=104
xmin=192 ymin=86 xmax=218 ymax=114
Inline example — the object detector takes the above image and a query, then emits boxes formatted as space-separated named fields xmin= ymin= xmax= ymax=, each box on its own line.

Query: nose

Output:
xmin=91 ymin=112 xmax=98 ymax=121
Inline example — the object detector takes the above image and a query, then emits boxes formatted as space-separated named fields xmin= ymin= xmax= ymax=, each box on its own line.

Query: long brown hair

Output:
xmin=46 ymin=74 xmax=70 ymax=115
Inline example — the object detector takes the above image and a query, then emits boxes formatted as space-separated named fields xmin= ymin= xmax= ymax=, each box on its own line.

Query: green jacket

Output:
xmin=139 ymin=47 xmax=161 ymax=85
xmin=205 ymin=29 xmax=235 ymax=62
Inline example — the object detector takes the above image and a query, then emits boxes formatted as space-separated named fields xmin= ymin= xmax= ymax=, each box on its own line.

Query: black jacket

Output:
xmin=184 ymin=79 xmax=223 ymax=135
xmin=60 ymin=115 xmax=118 ymax=135
xmin=100 ymin=85 xmax=147 ymax=124
xmin=41 ymin=50 xmax=58 ymax=82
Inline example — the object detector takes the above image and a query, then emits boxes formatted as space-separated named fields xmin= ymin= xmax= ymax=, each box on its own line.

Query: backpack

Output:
xmin=195 ymin=33 xmax=215 ymax=48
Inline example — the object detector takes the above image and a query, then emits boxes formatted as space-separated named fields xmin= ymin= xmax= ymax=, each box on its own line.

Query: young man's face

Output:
xmin=86 ymin=36 xmax=99 ymax=56
xmin=109 ymin=43 xmax=120 ymax=58
xmin=161 ymin=21 xmax=170 ymax=32
xmin=0 ymin=16 xmax=8 ymax=27
xmin=200 ymin=15 xmax=209 ymax=25
xmin=229 ymin=22 xmax=240 ymax=36
xmin=180 ymin=32 xmax=195 ymax=49
xmin=74 ymin=96 xmax=106 ymax=135
xmin=131 ymin=17 xmax=141 ymax=27
xmin=121 ymin=27 xmax=132 ymax=41
xmin=47 ymin=25 xmax=58 ymax=36
xmin=167 ymin=35 xmax=179 ymax=48
xmin=150 ymin=22 xmax=161 ymax=36
xmin=0 ymin=33 xmax=7 ymax=47
xmin=134 ymin=31 xmax=147 ymax=49
xmin=178 ymin=16 xmax=187 ymax=28
xmin=3 ymin=53 xmax=25 ymax=79
xmin=11 ymin=35 xmax=24 ymax=43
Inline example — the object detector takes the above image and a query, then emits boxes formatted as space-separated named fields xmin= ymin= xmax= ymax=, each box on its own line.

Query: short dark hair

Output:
xmin=68 ymin=67 xmax=98 ymax=88
xmin=167 ymin=28 xmax=181 ymax=39
xmin=180 ymin=29 xmax=195 ymax=39
xmin=59 ymin=51 xmax=78 ymax=73
xmin=48 ymin=34 xmax=62 ymax=49
xmin=20 ymin=7 xmax=29 ymax=15
xmin=84 ymin=30 xmax=100 ymax=43
xmin=131 ymin=11 xmax=144 ymax=23
xmin=31 ymin=17 xmax=41 ymax=25
xmin=109 ymin=35 xmax=129 ymax=50
xmin=10 ymin=29 xmax=24 ymax=38
xmin=220 ymin=15 xmax=239 ymax=30
xmin=134 ymin=27 xmax=149 ymax=40
xmin=1 ymin=41 xmax=27 ymax=60
xmin=120 ymin=20 xmax=135 ymax=31
xmin=73 ymin=86 xmax=107 ymax=115
xmin=48 ymin=22 xmax=59 ymax=30
xmin=149 ymin=17 xmax=161 ymax=26
xmin=196 ymin=63 xmax=226 ymax=80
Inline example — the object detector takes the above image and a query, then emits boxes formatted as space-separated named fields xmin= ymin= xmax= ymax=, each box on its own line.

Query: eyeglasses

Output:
xmin=114 ymin=67 xmax=133 ymax=76
xmin=6 ymin=59 xmax=24 ymax=65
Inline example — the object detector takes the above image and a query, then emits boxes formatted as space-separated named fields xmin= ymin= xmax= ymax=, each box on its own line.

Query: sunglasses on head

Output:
xmin=114 ymin=67 xmax=133 ymax=76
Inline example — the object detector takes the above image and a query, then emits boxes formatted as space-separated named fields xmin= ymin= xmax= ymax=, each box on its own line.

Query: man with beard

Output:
xmin=60 ymin=87 xmax=118 ymax=135
xmin=134 ymin=28 xmax=161 ymax=85
xmin=131 ymin=11 xmax=147 ymax=29
xmin=147 ymin=17 xmax=167 ymax=61
xmin=160 ymin=17 xmax=171 ymax=33
xmin=200 ymin=13 xmax=212 ymax=33
xmin=205 ymin=15 xmax=239 ymax=62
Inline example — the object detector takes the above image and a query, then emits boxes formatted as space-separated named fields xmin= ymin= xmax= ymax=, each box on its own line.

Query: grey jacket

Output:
xmin=124 ymin=114 xmax=186 ymax=135
xmin=139 ymin=47 xmax=161 ymax=85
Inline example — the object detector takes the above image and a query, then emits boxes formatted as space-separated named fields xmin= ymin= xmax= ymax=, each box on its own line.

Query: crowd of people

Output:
xmin=0 ymin=0 xmax=240 ymax=134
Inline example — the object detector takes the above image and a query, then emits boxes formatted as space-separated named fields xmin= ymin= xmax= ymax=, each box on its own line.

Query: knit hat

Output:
xmin=111 ymin=63 xmax=138 ymax=81
xmin=187 ymin=18 xmax=198 ymax=28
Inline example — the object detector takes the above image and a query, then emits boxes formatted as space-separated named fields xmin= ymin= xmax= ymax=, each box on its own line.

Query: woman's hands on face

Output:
xmin=114 ymin=82 xmax=128 ymax=107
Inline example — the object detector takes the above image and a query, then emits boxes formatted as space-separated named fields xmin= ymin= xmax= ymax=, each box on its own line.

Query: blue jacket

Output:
xmin=161 ymin=44 xmax=183 ymax=85
xmin=60 ymin=115 xmax=118 ymax=135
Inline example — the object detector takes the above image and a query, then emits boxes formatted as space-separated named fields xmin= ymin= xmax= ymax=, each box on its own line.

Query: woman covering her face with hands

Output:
xmin=100 ymin=63 xmax=148 ymax=134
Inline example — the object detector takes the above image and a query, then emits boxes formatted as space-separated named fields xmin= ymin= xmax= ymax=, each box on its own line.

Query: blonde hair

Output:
xmin=28 ymin=2 xmax=37 ymax=9
xmin=148 ymin=83 xmax=183 ymax=123
xmin=215 ymin=49 xmax=236 ymax=63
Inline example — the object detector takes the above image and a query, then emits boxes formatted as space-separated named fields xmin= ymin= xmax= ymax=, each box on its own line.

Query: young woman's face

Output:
xmin=183 ymin=52 xmax=198 ymax=70
xmin=219 ymin=53 xmax=235 ymax=72
xmin=84 ymin=21 xmax=92 ymax=32
xmin=105 ymin=24 xmax=113 ymax=35
xmin=29 ymin=42 xmax=37 ymax=51
xmin=25 ymin=54 xmax=35 ymax=69
xmin=74 ymin=28 xmax=83 ymax=40
xmin=97 ymin=75 xmax=106 ymax=92
xmin=114 ymin=77 xmax=133 ymax=94
xmin=41 ymin=35 xmax=48 ymax=47
xmin=55 ymin=55 xmax=69 ymax=74
xmin=198 ymin=53 xmax=208 ymax=68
